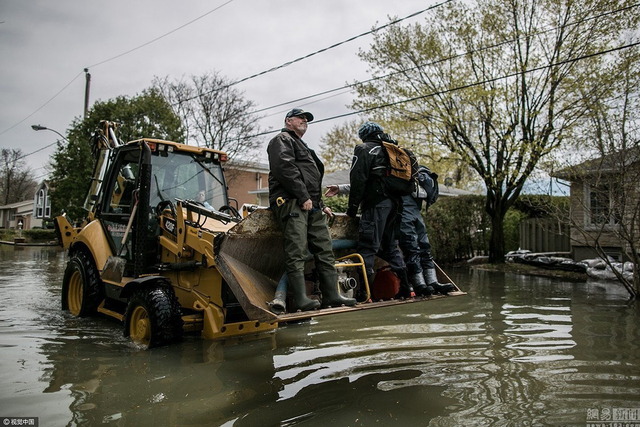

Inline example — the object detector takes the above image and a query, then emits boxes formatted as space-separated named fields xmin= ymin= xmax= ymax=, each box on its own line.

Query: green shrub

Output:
xmin=504 ymin=208 xmax=527 ymax=252
xmin=322 ymin=195 xmax=349 ymax=213
xmin=323 ymin=192 xmax=569 ymax=263
xmin=0 ymin=228 xmax=57 ymax=242
xmin=425 ymin=195 xmax=490 ymax=262
xmin=24 ymin=229 xmax=57 ymax=242
xmin=0 ymin=229 xmax=13 ymax=241
xmin=513 ymin=194 xmax=569 ymax=218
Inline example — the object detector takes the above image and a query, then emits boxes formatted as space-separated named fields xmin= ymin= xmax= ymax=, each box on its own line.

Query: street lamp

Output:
xmin=31 ymin=124 xmax=68 ymax=142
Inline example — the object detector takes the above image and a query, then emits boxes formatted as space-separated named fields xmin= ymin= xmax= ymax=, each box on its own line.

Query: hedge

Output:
xmin=0 ymin=228 xmax=57 ymax=243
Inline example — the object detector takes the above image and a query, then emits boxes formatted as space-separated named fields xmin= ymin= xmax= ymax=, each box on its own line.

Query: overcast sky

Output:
xmin=0 ymin=0 xmax=439 ymax=180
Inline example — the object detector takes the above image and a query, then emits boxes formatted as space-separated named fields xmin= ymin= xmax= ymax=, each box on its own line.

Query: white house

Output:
xmin=0 ymin=181 xmax=52 ymax=229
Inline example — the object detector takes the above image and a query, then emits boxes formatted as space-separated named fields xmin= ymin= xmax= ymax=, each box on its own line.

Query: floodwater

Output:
xmin=0 ymin=246 xmax=639 ymax=427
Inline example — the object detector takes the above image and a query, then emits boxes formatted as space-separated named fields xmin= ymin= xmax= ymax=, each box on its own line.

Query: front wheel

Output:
xmin=124 ymin=287 xmax=183 ymax=349
xmin=62 ymin=251 xmax=103 ymax=317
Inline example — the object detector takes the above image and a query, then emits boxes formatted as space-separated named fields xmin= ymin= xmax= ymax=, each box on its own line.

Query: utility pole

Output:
xmin=84 ymin=68 xmax=91 ymax=118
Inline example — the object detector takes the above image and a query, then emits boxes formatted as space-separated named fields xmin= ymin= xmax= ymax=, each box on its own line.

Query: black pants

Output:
xmin=398 ymin=196 xmax=435 ymax=274
xmin=357 ymin=198 xmax=405 ymax=275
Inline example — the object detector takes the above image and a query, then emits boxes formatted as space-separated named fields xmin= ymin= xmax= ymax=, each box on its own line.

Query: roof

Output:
xmin=322 ymin=170 xmax=479 ymax=197
xmin=226 ymin=159 xmax=270 ymax=173
xmin=323 ymin=170 xmax=350 ymax=186
xmin=0 ymin=199 xmax=33 ymax=210
xmin=553 ymin=146 xmax=640 ymax=180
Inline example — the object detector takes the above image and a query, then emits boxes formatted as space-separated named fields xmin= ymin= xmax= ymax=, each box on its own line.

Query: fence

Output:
xmin=519 ymin=218 xmax=571 ymax=253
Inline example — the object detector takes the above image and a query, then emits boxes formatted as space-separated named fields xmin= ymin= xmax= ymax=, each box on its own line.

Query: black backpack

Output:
xmin=411 ymin=165 xmax=439 ymax=206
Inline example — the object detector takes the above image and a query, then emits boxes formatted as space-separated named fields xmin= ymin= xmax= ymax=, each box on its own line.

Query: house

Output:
xmin=224 ymin=160 xmax=270 ymax=208
xmin=222 ymin=163 xmax=478 ymax=211
xmin=323 ymin=170 xmax=477 ymax=198
xmin=553 ymin=148 xmax=640 ymax=262
xmin=0 ymin=181 xmax=52 ymax=230
xmin=0 ymin=200 xmax=34 ymax=229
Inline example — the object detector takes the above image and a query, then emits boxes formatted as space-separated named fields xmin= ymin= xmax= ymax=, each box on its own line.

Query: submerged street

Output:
xmin=0 ymin=245 xmax=638 ymax=426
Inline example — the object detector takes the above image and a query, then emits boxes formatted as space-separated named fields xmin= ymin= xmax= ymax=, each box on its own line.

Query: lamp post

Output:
xmin=31 ymin=124 xmax=68 ymax=142
xmin=84 ymin=68 xmax=91 ymax=119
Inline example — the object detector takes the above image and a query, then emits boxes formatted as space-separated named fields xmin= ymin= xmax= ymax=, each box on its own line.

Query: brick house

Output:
xmin=224 ymin=160 xmax=270 ymax=208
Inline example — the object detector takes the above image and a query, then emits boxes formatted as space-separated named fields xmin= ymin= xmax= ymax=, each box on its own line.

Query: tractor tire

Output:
xmin=124 ymin=287 xmax=183 ymax=349
xmin=62 ymin=250 xmax=104 ymax=317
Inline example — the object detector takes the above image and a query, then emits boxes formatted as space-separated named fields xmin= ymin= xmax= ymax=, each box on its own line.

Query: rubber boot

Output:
xmin=424 ymin=268 xmax=456 ymax=295
xmin=318 ymin=270 xmax=356 ymax=308
xmin=393 ymin=268 xmax=415 ymax=299
xmin=288 ymin=271 xmax=320 ymax=311
xmin=410 ymin=271 xmax=434 ymax=297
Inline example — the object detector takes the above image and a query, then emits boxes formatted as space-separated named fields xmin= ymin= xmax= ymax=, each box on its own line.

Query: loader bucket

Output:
xmin=214 ymin=209 xmax=359 ymax=322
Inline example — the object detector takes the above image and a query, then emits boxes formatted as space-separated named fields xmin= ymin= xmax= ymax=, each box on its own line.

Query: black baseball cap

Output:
xmin=285 ymin=108 xmax=314 ymax=122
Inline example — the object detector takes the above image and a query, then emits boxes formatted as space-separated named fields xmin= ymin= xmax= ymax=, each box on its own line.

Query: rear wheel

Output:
xmin=62 ymin=251 xmax=103 ymax=317
xmin=124 ymin=287 xmax=183 ymax=349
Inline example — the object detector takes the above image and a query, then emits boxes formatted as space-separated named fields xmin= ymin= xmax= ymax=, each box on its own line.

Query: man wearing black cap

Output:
xmin=267 ymin=108 xmax=356 ymax=311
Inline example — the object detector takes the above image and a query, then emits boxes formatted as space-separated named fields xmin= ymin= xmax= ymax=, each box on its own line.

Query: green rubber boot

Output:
xmin=288 ymin=271 xmax=320 ymax=312
xmin=318 ymin=270 xmax=356 ymax=308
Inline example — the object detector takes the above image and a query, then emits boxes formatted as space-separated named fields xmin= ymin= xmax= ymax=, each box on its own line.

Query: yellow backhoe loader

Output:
xmin=55 ymin=121 xmax=464 ymax=348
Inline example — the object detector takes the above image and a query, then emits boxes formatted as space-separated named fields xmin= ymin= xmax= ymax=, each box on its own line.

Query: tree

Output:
xmin=49 ymin=89 xmax=184 ymax=221
xmin=153 ymin=72 xmax=263 ymax=160
xmin=554 ymin=48 xmax=640 ymax=298
xmin=0 ymin=148 xmax=37 ymax=205
xmin=353 ymin=0 xmax=639 ymax=262
xmin=319 ymin=117 xmax=477 ymax=188
xmin=319 ymin=120 xmax=361 ymax=172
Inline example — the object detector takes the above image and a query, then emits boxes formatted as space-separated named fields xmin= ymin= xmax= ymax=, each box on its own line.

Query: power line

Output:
xmin=0 ymin=1 xmax=236 ymax=138
xmin=13 ymin=1 xmax=637 ymax=159
xmin=318 ymin=41 xmax=640 ymax=123
xmin=230 ymin=40 xmax=640 ymax=142
xmin=260 ymin=88 xmax=353 ymax=120
xmin=3 ymin=1 xmax=436 ymax=141
xmin=86 ymin=0 xmax=236 ymax=69
xmin=17 ymin=140 xmax=62 ymax=160
xmin=251 ymin=1 xmax=640 ymax=117
xmin=0 ymin=71 xmax=84 ymax=137
xmin=178 ymin=0 xmax=454 ymax=104
xmin=5 ymin=2 xmax=441 ymax=162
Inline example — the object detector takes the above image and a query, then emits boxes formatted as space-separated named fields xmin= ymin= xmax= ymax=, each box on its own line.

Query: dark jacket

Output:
xmin=267 ymin=128 xmax=325 ymax=208
xmin=347 ymin=137 xmax=391 ymax=216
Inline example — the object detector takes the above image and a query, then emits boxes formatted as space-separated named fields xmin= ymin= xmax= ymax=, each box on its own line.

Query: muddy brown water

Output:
xmin=0 ymin=246 xmax=639 ymax=426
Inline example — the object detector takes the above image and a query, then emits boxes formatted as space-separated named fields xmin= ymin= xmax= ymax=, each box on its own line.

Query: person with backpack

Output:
xmin=398 ymin=165 xmax=456 ymax=296
xmin=343 ymin=121 xmax=415 ymax=299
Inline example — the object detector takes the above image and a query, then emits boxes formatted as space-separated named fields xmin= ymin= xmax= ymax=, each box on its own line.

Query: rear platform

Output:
xmin=215 ymin=209 xmax=465 ymax=323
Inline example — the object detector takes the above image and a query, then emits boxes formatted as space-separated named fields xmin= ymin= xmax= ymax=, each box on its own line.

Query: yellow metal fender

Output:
xmin=70 ymin=220 xmax=113 ymax=271
xmin=54 ymin=215 xmax=78 ymax=250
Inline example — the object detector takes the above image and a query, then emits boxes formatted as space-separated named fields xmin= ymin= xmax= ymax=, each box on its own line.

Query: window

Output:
xmin=45 ymin=196 xmax=51 ymax=218
xmin=149 ymin=151 xmax=227 ymax=212
xmin=36 ymin=189 xmax=45 ymax=218
xmin=587 ymin=182 xmax=619 ymax=226
xmin=105 ymin=156 xmax=139 ymax=215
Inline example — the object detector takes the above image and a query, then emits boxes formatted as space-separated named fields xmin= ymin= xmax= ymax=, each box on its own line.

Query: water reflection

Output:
xmin=0 ymin=247 xmax=639 ymax=426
